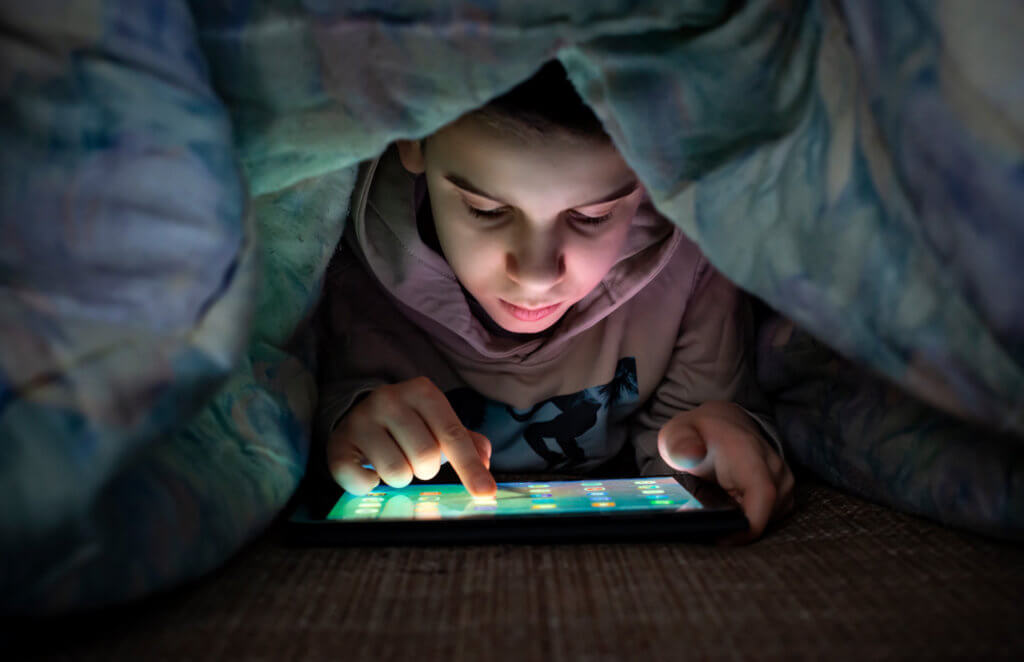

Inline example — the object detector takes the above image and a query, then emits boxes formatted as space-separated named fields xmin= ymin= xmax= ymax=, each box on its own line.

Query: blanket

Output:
xmin=2 ymin=0 xmax=1021 ymax=612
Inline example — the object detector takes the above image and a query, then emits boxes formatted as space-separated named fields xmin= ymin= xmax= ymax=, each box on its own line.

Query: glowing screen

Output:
xmin=327 ymin=477 xmax=701 ymax=521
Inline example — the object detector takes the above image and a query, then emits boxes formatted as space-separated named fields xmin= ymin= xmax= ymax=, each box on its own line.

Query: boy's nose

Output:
xmin=506 ymin=241 xmax=566 ymax=291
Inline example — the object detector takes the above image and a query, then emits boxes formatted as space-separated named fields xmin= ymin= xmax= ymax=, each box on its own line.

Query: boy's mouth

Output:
xmin=499 ymin=299 xmax=562 ymax=322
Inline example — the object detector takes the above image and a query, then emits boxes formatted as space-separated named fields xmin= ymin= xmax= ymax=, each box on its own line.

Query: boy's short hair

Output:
xmin=470 ymin=60 xmax=610 ymax=143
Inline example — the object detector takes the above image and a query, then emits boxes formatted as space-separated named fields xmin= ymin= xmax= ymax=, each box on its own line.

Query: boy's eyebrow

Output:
xmin=578 ymin=180 xmax=640 ymax=207
xmin=444 ymin=174 xmax=501 ymax=201
xmin=444 ymin=173 xmax=640 ymax=208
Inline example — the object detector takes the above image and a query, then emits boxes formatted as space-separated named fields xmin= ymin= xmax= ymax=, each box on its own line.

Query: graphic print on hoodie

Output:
xmin=446 ymin=357 xmax=639 ymax=471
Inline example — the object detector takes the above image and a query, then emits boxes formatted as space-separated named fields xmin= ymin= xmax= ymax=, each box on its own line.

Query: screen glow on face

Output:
xmin=328 ymin=477 xmax=701 ymax=521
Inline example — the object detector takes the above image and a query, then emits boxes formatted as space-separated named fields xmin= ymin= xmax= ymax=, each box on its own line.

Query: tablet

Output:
xmin=286 ymin=474 xmax=747 ymax=544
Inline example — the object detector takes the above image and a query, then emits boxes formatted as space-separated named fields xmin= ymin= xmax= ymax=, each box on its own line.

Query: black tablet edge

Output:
xmin=286 ymin=508 xmax=747 ymax=546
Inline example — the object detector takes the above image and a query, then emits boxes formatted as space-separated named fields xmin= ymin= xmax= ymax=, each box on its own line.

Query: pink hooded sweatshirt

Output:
xmin=318 ymin=146 xmax=778 ymax=475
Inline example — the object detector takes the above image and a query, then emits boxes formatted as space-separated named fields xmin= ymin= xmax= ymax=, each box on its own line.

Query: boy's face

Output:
xmin=397 ymin=115 xmax=644 ymax=334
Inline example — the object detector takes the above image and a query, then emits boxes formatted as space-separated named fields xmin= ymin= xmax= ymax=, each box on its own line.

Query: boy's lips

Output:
xmin=499 ymin=299 xmax=563 ymax=322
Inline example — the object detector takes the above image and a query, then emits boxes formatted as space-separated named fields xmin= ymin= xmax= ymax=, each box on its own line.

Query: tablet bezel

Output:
xmin=285 ymin=474 xmax=748 ymax=545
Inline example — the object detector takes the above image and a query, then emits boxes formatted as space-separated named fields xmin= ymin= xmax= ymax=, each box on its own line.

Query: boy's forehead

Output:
xmin=429 ymin=116 xmax=634 ymax=206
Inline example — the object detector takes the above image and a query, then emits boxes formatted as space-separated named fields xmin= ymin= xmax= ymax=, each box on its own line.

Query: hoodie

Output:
xmin=317 ymin=146 xmax=777 ymax=475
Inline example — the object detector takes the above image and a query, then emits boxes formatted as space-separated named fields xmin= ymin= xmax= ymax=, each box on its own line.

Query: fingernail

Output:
xmin=669 ymin=454 xmax=702 ymax=470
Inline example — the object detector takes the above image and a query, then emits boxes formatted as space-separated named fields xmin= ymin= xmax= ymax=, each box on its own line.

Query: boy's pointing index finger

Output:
xmin=409 ymin=379 xmax=497 ymax=497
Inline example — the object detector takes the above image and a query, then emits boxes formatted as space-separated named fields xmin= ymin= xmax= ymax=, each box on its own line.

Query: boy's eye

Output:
xmin=568 ymin=211 xmax=614 ymax=226
xmin=464 ymin=202 xmax=508 ymax=219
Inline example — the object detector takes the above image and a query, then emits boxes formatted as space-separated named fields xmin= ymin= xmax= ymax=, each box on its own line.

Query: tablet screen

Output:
xmin=327 ymin=477 xmax=702 ymax=521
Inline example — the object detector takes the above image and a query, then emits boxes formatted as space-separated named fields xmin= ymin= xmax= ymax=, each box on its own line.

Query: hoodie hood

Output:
xmin=347 ymin=145 xmax=683 ymax=364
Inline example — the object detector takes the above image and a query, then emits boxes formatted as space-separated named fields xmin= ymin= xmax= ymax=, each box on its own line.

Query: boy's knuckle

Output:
xmin=406 ymin=376 xmax=434 ymax=396
xmin=407 ymin=436 xmax=439 ymax=459
xmin=377 ymin=458 xmax=411 ymax=480
xmin=398 ymin=437 xmax=433 ymax=469
xmin=387 ymin=407 xmax=417 ymax=433
xmin=372 ymin=388 xmax=404 ymax=417
xmin=438 ymin=421 xmax=469 ymax=447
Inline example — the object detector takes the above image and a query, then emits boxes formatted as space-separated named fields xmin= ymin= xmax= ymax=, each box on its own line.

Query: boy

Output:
xmin=318 ymin=61 xmax=793 ymax=541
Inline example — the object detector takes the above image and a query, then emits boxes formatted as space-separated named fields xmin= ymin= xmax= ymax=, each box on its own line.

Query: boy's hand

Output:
xmin=657 ymin=401 xmax=793 ymax=543
xmin=327 ymin=377 xmax=497 ymax=497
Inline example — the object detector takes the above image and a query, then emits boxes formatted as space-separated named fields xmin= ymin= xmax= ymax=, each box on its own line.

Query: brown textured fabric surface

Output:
xmin=12 ymin=478 xmax=1024 ymax=661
